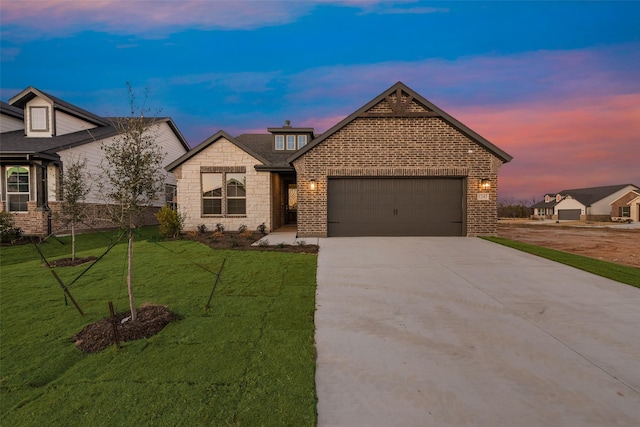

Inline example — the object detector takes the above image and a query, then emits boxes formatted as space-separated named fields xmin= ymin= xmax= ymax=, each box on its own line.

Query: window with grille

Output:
xmin=6 ymin=166 xmax=30 ymax=212
xmin=201 ymin=172 xmax=246 ymax=216
xmin=30 ymin=106 xmax=49 ymax=131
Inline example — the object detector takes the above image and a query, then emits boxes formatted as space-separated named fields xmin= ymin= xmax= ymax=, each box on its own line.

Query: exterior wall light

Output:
xmin=309 ymin=179 xmax=316 ymax=191
xmin=480 ymin=178 xmax=491 ymax=190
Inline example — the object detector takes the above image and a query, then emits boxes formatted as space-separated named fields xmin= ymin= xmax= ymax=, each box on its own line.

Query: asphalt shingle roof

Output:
xmin=234 ymin=134 xmax=293 ymax=168
xmin=559 ymin=184 xmax=636 ymax=206
xmin=0 ymin=127 xmax=119 ymax=155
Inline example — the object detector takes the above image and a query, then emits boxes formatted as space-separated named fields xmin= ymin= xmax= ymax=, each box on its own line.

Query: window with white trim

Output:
xmin=619 ymin=206 xmax=631 ymax=217
xmin=6 ymin=166 xmax=30 ymax=212
xmin=297 ymin=135 xmax=307 ymax=149
xmin=275 ymin=135 xmax=284 ymax=150
xmin=30 ymin=106 xmax=49 ymax=132
xmin=286 ymin=135 xmax=296 ymax=150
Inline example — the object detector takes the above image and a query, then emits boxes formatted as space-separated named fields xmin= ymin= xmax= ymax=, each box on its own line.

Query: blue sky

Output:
xmin=2 ymin=1 xmax=639 ymax=200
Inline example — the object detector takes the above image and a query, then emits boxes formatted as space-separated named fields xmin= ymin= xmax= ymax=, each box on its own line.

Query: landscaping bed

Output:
xmin=186 ymin=230 xmax=319 ymax=253
xmin=74 ymin=304 xmax=179 ymax=353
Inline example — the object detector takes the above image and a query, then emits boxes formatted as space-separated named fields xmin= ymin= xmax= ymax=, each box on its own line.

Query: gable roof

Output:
xmin=9 ymin=86 xmax=110 ymax=127
xmin=1 ymin=117 xmax=189 ymax=157
xmin=609 ymin=189 xmax=640 ymax=205
xmin=0 ymin=126 xmax=120 ymax=156
xmin=166 ymin=130 xmax=271 ymax=171
xmin=1 ymin=101 xmax=24 ymax=120
xmin=558 ymin=184 xmax=638 ymax=207
xmin=166 ymin=128 xmax=306 ymax=172
xmin=288 ymin=81 xmax=513 ymax=164
xmin=2 ymin=86 xmax=190 ymax=159
xmin=531 ymin=200 xmax=558 ymax=209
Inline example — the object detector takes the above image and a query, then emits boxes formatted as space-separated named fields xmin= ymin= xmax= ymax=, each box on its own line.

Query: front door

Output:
xmin=285 ymin=183 xmax=297 ymax=224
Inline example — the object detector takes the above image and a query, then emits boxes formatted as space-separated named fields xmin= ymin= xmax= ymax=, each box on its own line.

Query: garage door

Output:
xmin=558 ymin=209 xmax=581 ymax=220
xmin=327 ymin=178 xmax=465 ymax=237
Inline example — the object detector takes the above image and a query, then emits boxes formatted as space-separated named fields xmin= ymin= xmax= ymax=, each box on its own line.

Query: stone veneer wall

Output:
xmin=293 ymin=116 xmax=503 ymax=237
xmin=172 ymin=138 xmax=272 ymax=232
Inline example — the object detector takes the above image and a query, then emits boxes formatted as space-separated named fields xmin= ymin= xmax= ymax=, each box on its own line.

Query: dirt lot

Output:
xmin=497 ymin=221 xmax=640 ymax=268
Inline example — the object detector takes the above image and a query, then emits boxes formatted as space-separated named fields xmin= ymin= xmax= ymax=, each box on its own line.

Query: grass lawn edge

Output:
xmin=481 ymin=236 xmax=640 ymax=289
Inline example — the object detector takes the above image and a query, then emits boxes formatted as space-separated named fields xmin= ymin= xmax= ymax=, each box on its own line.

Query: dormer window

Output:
xmin=29 ymin=106 xmax=49 ymax=132
xmin=269 ymin=121 xmax=314 ymax=151
xmin=274 ymin=134 xmax=309 ymax=151
xmin=275 ymin=135 xmax=284 ymax=150
xmin=286 ymin=135 xmax=296 ymax=150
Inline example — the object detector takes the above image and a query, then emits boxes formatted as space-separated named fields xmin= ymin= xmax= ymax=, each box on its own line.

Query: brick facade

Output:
xmin=293 ymin=111 xmax=503 ymax=237
xmin=610 ymin=191 xmax=640 ymax=221
xmin=166 ymin=83 xmax=511 ymax=238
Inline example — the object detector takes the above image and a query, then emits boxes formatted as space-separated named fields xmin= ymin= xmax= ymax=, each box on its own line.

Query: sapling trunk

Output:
xmin=127 ymin=227 xmax=137 ymax=322
xmin=71 ymin=223 xmax=76 ymax=261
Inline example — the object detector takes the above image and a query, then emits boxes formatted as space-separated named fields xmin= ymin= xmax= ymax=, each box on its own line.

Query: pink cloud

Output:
xmin=1 ymin=0 xmax=426 ymax=40
xmin=452 ymin=94 xmax=640 ymax=201
xmin=1 ymin=0 xmax=315 ymax=39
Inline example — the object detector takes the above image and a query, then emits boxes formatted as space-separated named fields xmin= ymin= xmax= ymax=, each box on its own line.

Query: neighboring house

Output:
xmin=0 ymin=87 xmax=190 ymax=236
xmin=610 ymin=190 xmax=640 ymax=222
xmin=167 ymin=82 xmax=513 ymax=237
xmin=532 ymin=184 xmax=640 ymax=221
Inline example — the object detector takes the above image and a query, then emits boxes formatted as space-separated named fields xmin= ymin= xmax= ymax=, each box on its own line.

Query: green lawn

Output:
xmin=0 ymin=228 xmax=318 ymax=426
xmin=483 ymin=236 xmax=640 ymax=288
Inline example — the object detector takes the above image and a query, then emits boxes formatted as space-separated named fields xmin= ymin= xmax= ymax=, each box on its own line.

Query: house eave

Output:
xmin=0 ymin=152 xmax=60 ymax=162
xmin=254 ymin=165 xmax=295 ymax=172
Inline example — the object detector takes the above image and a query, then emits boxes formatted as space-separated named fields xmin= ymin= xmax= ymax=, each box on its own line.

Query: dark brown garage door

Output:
xmin=327 ymin=178 xmax=465 ymax=237
xmin=558 ymin=209 xmax=581 ymax=220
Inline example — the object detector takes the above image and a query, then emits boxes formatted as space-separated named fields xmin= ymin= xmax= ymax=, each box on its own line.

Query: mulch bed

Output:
xmin=74 ymin=304 xmax=179 ymax=353
xmin=187 ymin=231 xmax=319 ymax=254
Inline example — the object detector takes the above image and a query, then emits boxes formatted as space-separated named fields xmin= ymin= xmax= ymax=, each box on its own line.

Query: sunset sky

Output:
xmin=2 ymin=0 xmax=639 ymax=201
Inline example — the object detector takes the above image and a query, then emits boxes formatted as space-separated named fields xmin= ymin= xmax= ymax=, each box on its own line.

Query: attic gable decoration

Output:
xmin=363 ymin=88 xmax=439 ymax=118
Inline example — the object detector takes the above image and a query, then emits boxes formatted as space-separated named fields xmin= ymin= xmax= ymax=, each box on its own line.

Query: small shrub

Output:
xmin=213 ymin=230 xmax=224 ymax=238
xmin=258 ymin=239 xmax=270 ymax=247
xmin=197 ymin=224 xmax=208 ymax=234
xmin=215 ymin=223 xmax=225 ymax=233
xmin=238 ymin=224 xmax=253 ymax=238
xmin=230 ymin=236 xmax=240 ymax=248
xmin=257 ymin=222 xmax=267 ymax=234
xmin=277 ymin=242 xmax=285 ymax=249
xmin=155 ymin=205 xmax=185 ymax=238
xmin=0 ymin=211 xmax=23 ymax=243
xmin=296 ymin=240 xmax=306 ymax=246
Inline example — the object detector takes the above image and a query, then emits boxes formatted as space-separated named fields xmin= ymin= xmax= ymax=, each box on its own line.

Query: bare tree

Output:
xmin=60 ymin=156 xmax=91 ymax=261
xmin=98 ymin=84 xmax=167 ymax=322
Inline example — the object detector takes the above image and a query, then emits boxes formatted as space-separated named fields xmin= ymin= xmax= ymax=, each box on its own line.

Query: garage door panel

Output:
xmin=558 ymin=209 xmax=581 ymax=220
xmin=328 ymin=178 xmax=464 ymax=236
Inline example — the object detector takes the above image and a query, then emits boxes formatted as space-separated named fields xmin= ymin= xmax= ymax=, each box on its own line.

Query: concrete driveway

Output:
xmin=315 ymin=237 xmax=640 ymax=426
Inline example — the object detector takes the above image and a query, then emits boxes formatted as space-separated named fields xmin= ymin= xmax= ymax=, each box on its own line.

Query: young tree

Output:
xmin=99 ymin=84 xmax=167 ymax=322
xmin=60 ymin=156 xmax=90 ymax=261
